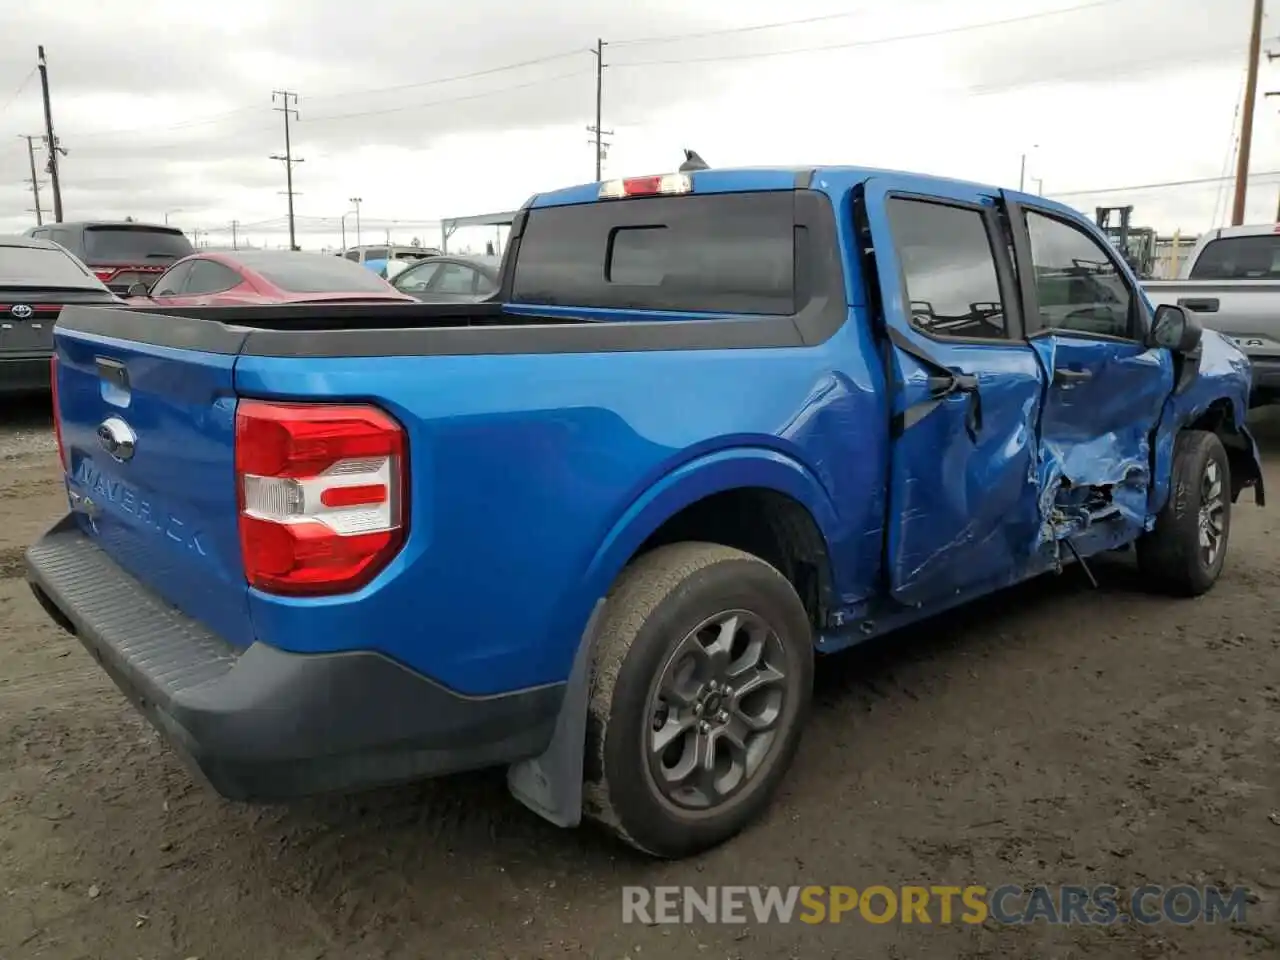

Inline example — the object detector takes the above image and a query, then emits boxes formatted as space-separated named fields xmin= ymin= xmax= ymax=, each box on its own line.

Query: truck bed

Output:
xmin=1142 ymin=278 xmax=1280 ymax=404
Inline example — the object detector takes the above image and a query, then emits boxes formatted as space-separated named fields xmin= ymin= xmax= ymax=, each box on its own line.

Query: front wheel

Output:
xmin=582 ymin=542 xmax=814 ymax=859
xmin=1136 ymin=429 xmax=1232 ymax=596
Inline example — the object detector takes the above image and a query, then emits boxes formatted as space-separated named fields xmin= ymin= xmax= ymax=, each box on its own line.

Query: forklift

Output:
xmin=1095 ymin=205 xmax=1158 ymax=278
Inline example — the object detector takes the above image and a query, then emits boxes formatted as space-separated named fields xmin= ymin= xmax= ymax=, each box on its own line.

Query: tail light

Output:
xmin=93 ymin=268 xmax=118 ymax=284
xmin=598 ymin=173 xmax=692 ymax=199
xmin=50 ymin=355 xmax=68 ymax=473
xmin=235 ymin=400 xmax=408 ymax=596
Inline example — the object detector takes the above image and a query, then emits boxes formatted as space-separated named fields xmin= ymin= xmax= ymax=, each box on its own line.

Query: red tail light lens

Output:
xmin=93 ymin=268 xmax=118 ymax=283
xmin=235 ymin=400 xmax=408 ymax=595
xmin=50 ymin=355 xmax=68 ymax=474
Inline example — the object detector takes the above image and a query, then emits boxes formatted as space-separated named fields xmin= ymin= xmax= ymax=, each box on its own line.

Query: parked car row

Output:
xmin=0 ymin=225 xmax=504 ymax=395
xmin=0 ymin=235 xmax=125 ymax=395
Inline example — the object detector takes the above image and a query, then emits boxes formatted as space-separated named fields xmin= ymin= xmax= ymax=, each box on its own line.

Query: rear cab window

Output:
xmin=1189 ymin=234 xmax=1280 ymax=279
xmin=83 ymin=226 xmax=194 ymax=262
xmin=511 ymin=192 xmax=797 ymax=315
xmin=0 ymin=244 xmax=103 ymax=288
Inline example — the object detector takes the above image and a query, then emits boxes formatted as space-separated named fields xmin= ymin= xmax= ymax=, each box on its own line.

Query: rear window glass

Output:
xmin=0 ymin=245 xmax=103 ymax=288
xmin=84 ymin=227 xmax=194 ymax=261
xmin=243 ymin=254 xmax=397 ymax=293
xmin=1189 ymin=235 xmax=1280 ymax=279
xmin=512 ymin=192 xmax=796 ymax=315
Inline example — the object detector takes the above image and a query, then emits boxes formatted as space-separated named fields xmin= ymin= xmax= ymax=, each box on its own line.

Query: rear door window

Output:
xmin=512 ymin=192 xmax=796 ymax=315
xmin=83 ymin=226 xmax=194 ymax=262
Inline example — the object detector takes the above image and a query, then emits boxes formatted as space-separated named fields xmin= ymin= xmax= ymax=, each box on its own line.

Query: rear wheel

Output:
xmin=1136 ymin=430 xmax=1231 ymax=596
xmin=583 ymin=542 xmax=814 ymax=859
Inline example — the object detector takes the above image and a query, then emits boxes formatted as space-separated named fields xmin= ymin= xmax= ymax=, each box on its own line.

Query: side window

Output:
xmin=1024 ymin=210 xmax=1133 ymax=339
xmin=344 ymin=250 xmax=360 ymax=262
xmin=184 ymin=260 xmax=241 ymax=295
xmin=151 ymin=262 xmax=192 ymax=296
xmin=435 ymin=264 xmax=477 ymax=294
xmin=886 ymin=198 xmax=1009 ymax=340
xmin=29 ymin=228 xmax=50 ymax=240
xmin=364 ymin=247 xmax=388 ymax=261
xmin=49 ymin=228 xmax=75 ymax=249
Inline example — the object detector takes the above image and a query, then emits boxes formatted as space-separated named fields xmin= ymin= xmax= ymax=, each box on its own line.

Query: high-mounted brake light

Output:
xmin=235 ymin=400 xmax=408 ymax=596
xmin=599 ymin=172 xmax=692 ymax=200
xmin=50 ymin=355 xmax=68 ymax=474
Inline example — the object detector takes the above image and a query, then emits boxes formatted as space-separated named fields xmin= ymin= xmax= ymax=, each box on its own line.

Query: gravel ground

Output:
xmin=1 ymin=394 xmax=1277 ymax=960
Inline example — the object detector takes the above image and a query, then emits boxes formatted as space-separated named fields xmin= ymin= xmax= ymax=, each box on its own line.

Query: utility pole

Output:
xmin=1231 ymin=0 xmax=1265 ymax=225
xmin=588 ymin=39 xmax=612 ymax=181
xmin=349 ymin=197 xmax=362 ymax=248
xmin=20 ymin=135 xmax=44 ymax=225
xmin=270 ymin=90 xmax=303 ymax=250
xmin=37 ymin=46 xmax=64 ymax=222
xmin=231 ymin=219 xmax=239 ymax=250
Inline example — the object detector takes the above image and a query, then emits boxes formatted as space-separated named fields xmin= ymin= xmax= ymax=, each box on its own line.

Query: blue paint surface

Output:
xmin=51 ymin=164 xmax=1264 ymax=698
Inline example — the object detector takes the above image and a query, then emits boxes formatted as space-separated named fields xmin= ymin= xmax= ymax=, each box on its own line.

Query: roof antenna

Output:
xmin=679 ymin=149 xmax=709 ymax=173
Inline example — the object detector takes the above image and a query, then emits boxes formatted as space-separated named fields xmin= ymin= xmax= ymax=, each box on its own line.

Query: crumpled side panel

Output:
xmin=888 ymin=346 xmax=1044 ymax=607
xmin=1029 ymin=336 xmax=1172 ymax=547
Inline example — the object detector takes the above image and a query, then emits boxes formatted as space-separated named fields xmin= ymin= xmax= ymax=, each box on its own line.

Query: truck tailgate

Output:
xmin=53 ymin=315 xmax=253 ymax=648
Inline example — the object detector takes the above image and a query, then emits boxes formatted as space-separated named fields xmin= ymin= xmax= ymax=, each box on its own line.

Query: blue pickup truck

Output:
xmin=26 ymin=166 xmax=1266 ymax=859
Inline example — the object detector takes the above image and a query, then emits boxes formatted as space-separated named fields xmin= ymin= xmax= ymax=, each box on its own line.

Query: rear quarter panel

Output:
xmin=233 ymin=318 xmax=888 ymax=697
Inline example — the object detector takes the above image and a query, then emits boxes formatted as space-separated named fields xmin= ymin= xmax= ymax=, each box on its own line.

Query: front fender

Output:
xmin=1151 ymin=332 xmax=1266 ymax=512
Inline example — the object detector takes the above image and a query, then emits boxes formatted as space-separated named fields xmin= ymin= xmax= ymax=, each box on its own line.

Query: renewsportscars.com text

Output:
xmin=622 ymin=884 xmax=1249 ymax=926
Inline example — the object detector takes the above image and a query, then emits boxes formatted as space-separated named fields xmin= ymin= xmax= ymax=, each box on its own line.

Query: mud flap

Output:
xmin=506 ymin=600 xmax=604 ymax=828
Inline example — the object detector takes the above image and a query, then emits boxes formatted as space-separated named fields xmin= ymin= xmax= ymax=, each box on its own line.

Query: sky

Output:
xmin=0 ymin=0 xmax=1277 ymax=252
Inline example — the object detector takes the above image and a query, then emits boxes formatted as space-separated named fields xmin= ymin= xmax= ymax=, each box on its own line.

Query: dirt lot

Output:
xmin=1 ymin=396 xmax=1277 ymax=960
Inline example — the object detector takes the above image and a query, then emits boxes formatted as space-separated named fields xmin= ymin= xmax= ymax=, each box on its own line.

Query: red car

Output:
xmin=126 ymin=249 xmax=417 ymax=307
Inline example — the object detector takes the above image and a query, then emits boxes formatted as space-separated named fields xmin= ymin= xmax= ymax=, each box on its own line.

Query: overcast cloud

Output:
xmin=0 ymin=0 xmax=1275 ymax=250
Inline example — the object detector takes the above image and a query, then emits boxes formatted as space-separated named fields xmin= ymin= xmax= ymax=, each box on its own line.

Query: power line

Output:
xmin=610 ymin=7 xmax=878 ymax=47
xmin=610 ymin=0 xmax=1127 ymax=68
xmin=1048 ymin=171 xmax=1280 ymax=199
xmin=0 ymin=68 xmax=36 ymax=118
xmin=65 ymin=49 xmax=591 ymax=143
xmin=56 ymin=1 xmax=1126 ymax=144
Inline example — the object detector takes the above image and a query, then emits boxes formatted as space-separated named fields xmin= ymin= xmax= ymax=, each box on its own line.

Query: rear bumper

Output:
xmin=0 ymin=356 xmax=51 ymax=394
xmin=25 ymin=515 xmax=564 ymax=801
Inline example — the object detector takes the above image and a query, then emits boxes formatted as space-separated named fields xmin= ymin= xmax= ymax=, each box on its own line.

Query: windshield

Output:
xmin=84 ymin=226 xmax=194 ymax=262
xmin=241 ymin=253 xmax=403 ymax=294
xmin=0 ymin=244 xmax=106 ymax=288
xmin=1189 ymin=235 xmax=1280 ymax=279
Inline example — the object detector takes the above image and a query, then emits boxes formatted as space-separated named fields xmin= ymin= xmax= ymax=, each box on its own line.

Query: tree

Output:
xmin=410 ymin=236 xmax=421 ymax=247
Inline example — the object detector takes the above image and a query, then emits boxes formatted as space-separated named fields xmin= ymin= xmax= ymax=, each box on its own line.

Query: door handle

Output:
xmin=1177 ymin=297 xmax=1219 ymax=313
xmin=1054 ymin=367 xmax=1093 ymax=384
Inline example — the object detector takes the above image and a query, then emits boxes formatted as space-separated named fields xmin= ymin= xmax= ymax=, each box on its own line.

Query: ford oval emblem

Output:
xmin=97 ymin=416 xmax=137 ymax=462
xmin=10 ymin=304 xmax=33 ymax=319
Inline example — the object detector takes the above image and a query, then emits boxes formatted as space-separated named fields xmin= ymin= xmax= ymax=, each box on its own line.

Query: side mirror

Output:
xmin=126 ymin=282 xmax=150 ymax=298
xmin=1150 ymin=303 xmax=1202 ymax=354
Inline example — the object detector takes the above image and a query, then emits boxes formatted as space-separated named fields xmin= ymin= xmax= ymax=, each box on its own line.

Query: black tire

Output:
xmin=1136 ymin=430 xmax=1232 ymax=597
xmin=582 ymin=542 xmax=814 ymax=859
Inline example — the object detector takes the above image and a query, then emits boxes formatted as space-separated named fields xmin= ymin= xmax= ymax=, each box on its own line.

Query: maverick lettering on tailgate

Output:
xmin=73 ymin=459 xmax=208 ymax=556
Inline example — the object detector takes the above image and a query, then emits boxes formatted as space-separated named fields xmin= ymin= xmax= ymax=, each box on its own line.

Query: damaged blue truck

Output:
xmin=26 ymin=166 xmax=1266 ymax=859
